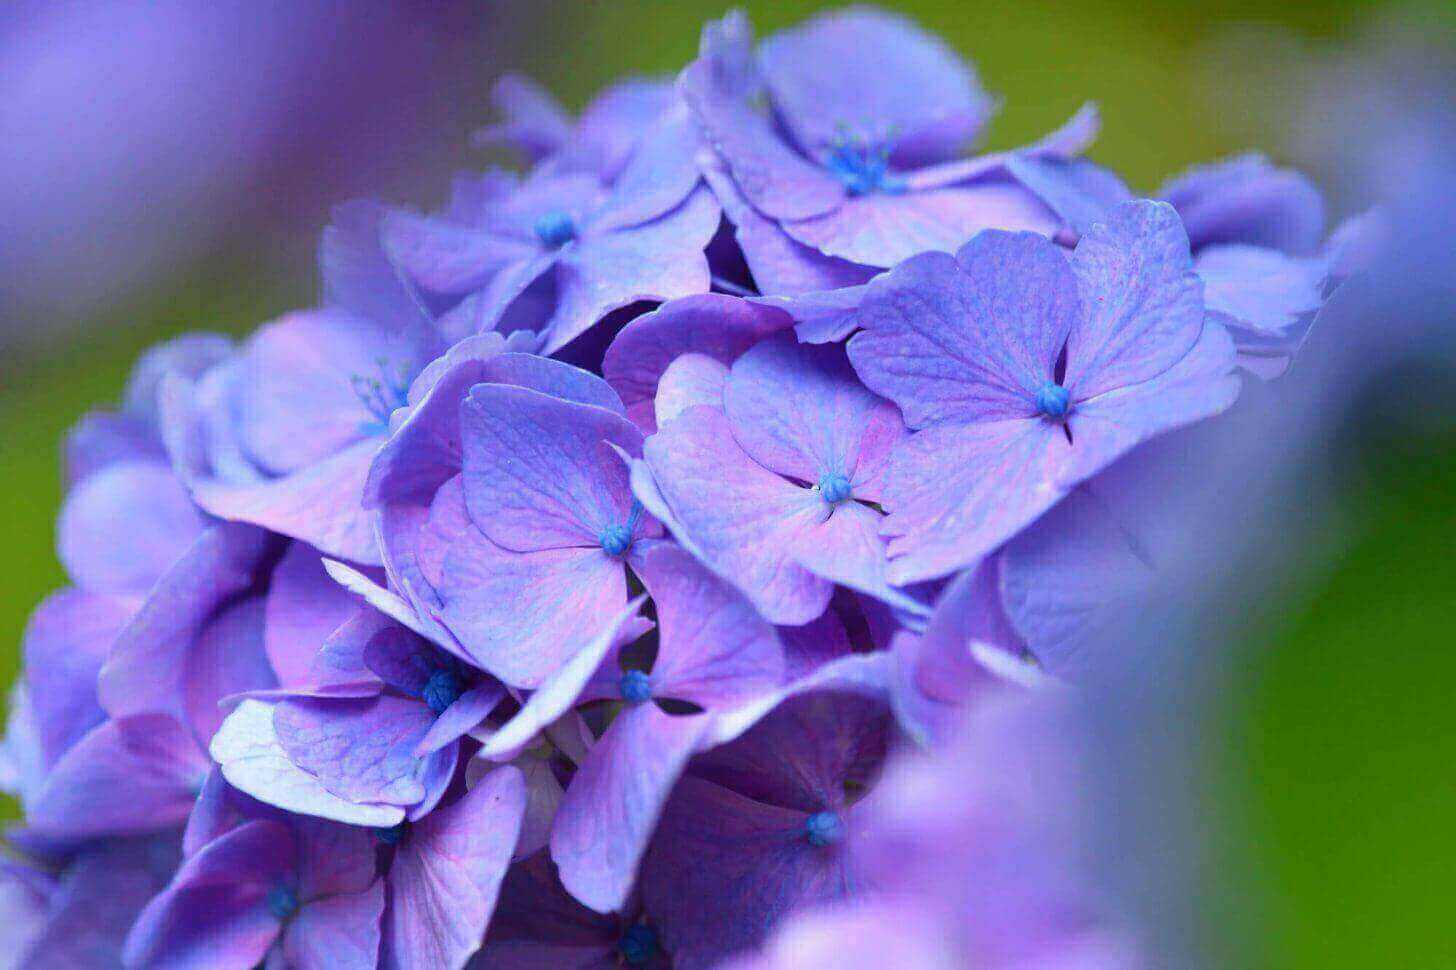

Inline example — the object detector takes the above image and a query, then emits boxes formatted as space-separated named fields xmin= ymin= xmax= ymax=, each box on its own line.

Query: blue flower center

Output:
xmin=600 ymin=523 xmax=633 ymax=557
xmin=804 ymin=810 xmax=846 ymax=847
xmin=1035 ymin=382 xmax=1072 ymax=419
xmin=266 ymin=884 xmax=300 ymax=921
xmin=351 ymin=357 xmax=413 ymax=433
xmin=422 ymin=668 xmax=465 ymax=714
xmin=825 ymin=136 xmax=904 ymax=196
xmin=618 ymin=923 xmax=658 ymax=966
xmin=534 ymin=210 xmax=577 ymax=248
xmin=818 ymin=472 xmax=853 ymax=504
xmin=619 ymin=670 xmax=653 ymax=705
xmin=374 ymin=822 xmax=409 ymax=845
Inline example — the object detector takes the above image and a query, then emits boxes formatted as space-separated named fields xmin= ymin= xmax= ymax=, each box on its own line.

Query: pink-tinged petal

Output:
xmin=190 ymin=437 xmax=382 ymax=565
xmin=725 ymin=335 xmax=902 ymax=486
xmin=57 ymin=459 xmax=207 ymax=595
xmin=1159 ymin=152 xmax=1325 ymax=254
xmin=416 ymin=684 xmax=505 ymax=757
xmin=266 ymin=543 xmax=366 ymax=689
xmin=1005 ymin=154 xmax=1133 ymax=239
xmin=30 ymin=715 xmax=207 ymax=840
xmin=848 ymin=234 xmax=1080 ymax=427
xmin=692 ymin=690 xmax=891 ymax=813
xmin=283 ymin=881 xmax=385 ymax=970
xmin=21 ymin=588 xmax=132 ymax=769
xmin=385 ymin=767 xmax=527 ymax=970
xmin=1062 ymin=318 xmax=1241 ymax=484
xmin=589 ymin=107 xmax=703 ymax=233
xmin=791 ymin=501 xmax=929 ymax=618
xmin=655 ymin=353 xmax=730 ymax=428
xmin=751 ymin=284 xmax=870 ymax=345
xmin=461 ymin=384 xmax=644 ymax=552
xmin=274 ymin=696 xmax=438 ymax=807
xmin=759 ymin=8 xmax=992 ymax=168
xmin=701 ymin=156 xmax=875 ymax=299
xmin=680 ymin=13 xmax=845 ymax=222
xmin=879 ymin=417 xmax=1068 ymax=584
xmin=641 ymin=778 xmax=854 ymax=968
xmin=603 ymin=293 xmax=793 ymax=432
xmin=553 ymin=704 xmax=711 ymax=913
xmin=911 ymin=561 xmax=1024 ymax=706
xmin=783 ymin=182 xmax=1058 ymax=269
xmin=635 ymin=544 xmax=784 ymax=707
xmin=1000 ymin=488 xmax=1155 ymax=677
xmin=98 ymin=523 xmax=271 ymax=725
xmin=476 ymin=852 xmax=621 ymax=964
xmin=210 ymin=700 xmax=406 ymax=827
xmin=185 ymin=597 xmax=276 ymax=744
xmin=124 ymin=821 xmax=292 ymax=970
xmin=439 ymin=530 xmax=630 ymax=689
xmin=644 ymin=406 xmax=834 ymax=624
xmin=1064 ymin=199 xmax=1204 ymax=399
xmin=474 ymin=75 xmax=571 ymax=162
xmin=542 ymin=186 xmax=720 ymax=355
xmin=383 ymin=211 xmax=535 ymax=295
xmin=725 ymin=900 xmax=958 ymax=970
xmin=1196 ymin=244 xmax=1326 ymax=336
xmin=233 ymin=310 xmax=395 ymax=475
xmin=478 ymin=599 xmax=652 ymax=760
xmin=438 ymin=253 xmax=558 ymax=342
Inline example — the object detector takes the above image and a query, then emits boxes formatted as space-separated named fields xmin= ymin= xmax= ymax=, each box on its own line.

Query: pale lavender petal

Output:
xmin=57 ymin=459 xmax=207 ymax=595
xmin=477 ymin=599 xmax=652 ymax=760
xmin=460 ymin=385 xmax=644 ymax=553
xmin=283 ymin=881 xmax=385 ymax=970
xmin=557 ymin=78 xmax=675 ymax=181
xmin=552 ymin=704 xmax=711 ymax=913
xmin=759 ymin=7 xmax=992 ymax=167
xmin=1196 ymin=244 xmax=1326 ymax=337
xmin=1159 ymin=153 xmax=1325 ymax=254
xmin=791 ymin=501 xmax=928 ymax=618
xmin=878 ymin=417 xmax=1068 ymax=584
xmin=474 ymin=75 xmax=571 ymax=163
xmin=635 ymin=544 xmax=785 ymax=706
xmin=847 ymin=236 xmax=1079 ymax=427
xmin=438 ymin=530 xmax=630 ymax=689
xmin=603 ymin=293 xmax=792 ymax=432
xmin=189 ymin=437 xmax=382 ymax=565
xmin=751 ymin=284 xmax=869 ymax=345
xmin=654 ymin=352 xmax=730 ymax=428
xmin=274 ymin=696 xmax=438 ymax=806
xmin=724 ymin=335 xmax=904 ymax=487
xmin=1005 ymin=154 xmax=1133 ymax=238
xmin=382 ymin=213 xmax=535 ymax=295
xmin=910 ymin=561 xmax=1023 ymax=706
xmin=210 ymin=700 xmax=406 ymax=827
xmin=21 ymin=588 xmax=131 ymax=769
xmin=30 ymin=716 xmax=208 ymax=840
xmin=644 ymin=405 xmax=834 ymax=624
xmin=320 ymin=199 xmax=437 ymax=340
xmin=1064 ymin=199 xmax=1204 ymax=399
xmin=541 ymin=186 xmax=720 ymax=354
xmin=680 ymin=13 xmax=844 ymax=222
xmin=1062 ymin=318 xmax=1240 ymax=484
xmin=184 ymin=596 xmax=276 ymax=744
xmin=589 ymin=107 xmax=703 ymax=233
xmin=782 ymin=182 xmax=1058 ymax=269
xmin=266 ymin=543 xmax=365 ymax=689
xmin=385 ymin=767 xmax=526 ymax=970
xmin=435 ymin=254 xmax=556 ymax=343
xmin=99 ymin=522 xmax=272 ymax=724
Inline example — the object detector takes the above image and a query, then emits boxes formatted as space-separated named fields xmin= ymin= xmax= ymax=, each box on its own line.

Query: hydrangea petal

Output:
xmin=654 ymin=352 xmax=730 ymax=427
xmin=265 ymin=543 xmax=365 ymax=689
xmin=1159 ymin=153 xmax=1325 ymax=254
xmin=385 ymin=767 xmax=526 ymax=970
xmin=1063 ymin=200 xmax=1204 ymax=399
xmin=273 ymin=695 xmax=438 ymax=807
xmin=552 ymin=703 xmax=711 ymax=914
xmin=282 ymin=880 xmax=385 ymax=970
xmin=848 ymin=236 xmax=1079 ymax=428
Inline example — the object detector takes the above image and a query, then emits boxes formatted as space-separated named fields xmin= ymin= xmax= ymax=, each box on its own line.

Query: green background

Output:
xmin=2 ymin=3 xmax=1453 ymax=967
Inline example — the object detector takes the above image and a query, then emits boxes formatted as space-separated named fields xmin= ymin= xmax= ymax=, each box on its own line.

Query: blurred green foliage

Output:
xmin=2 ymin=3 xmax=1452 ymax=968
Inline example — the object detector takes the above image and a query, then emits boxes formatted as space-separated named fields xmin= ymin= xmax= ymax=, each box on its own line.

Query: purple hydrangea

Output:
xmin=2 ymin=6 xmax=1376 ymax=968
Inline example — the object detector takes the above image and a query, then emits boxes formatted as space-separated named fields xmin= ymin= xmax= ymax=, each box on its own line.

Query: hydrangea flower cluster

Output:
xmin=1 ymin=8 xmax=1365 ymax=969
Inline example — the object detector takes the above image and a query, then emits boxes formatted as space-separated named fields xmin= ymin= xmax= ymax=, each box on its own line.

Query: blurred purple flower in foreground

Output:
xmin=4 ymin=5 xmax=1445 ymax=969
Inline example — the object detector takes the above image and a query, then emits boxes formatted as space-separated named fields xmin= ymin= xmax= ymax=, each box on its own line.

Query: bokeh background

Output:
xmin=2 ymin=2 xmax=1452 ymax=967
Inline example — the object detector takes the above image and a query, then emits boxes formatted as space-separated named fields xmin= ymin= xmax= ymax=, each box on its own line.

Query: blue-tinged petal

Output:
xmin=1159 ymin=152 xmax=1325 ymax=254
xmin=273 ymin=696 xmax=438 ymax=807
xmin=281 ymin=880 xmax=384 ymax=970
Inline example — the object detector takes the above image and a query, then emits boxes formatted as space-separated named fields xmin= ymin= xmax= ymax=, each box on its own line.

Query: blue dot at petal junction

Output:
xmin=534 ymin=210 xmax=577 ymax=248
xmin=422 ymin=668 xmax=465 ymax=715
xmin=1035 ymin=382 xmax=1072 ymax=419
xmin=818 ymin=472 xmax=853 ymax=504
xmin=600 ymin=523 xmax=633 ymax=557
xmin=804 ymin=810 xmax=846 ymax=847
xmin=267 ymin=884 xmax=300 ymax=921
xmin=618 ymin=923 xmax=658 ymax=965
xmin=619 ymin=670 xmax=652 ymax=705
